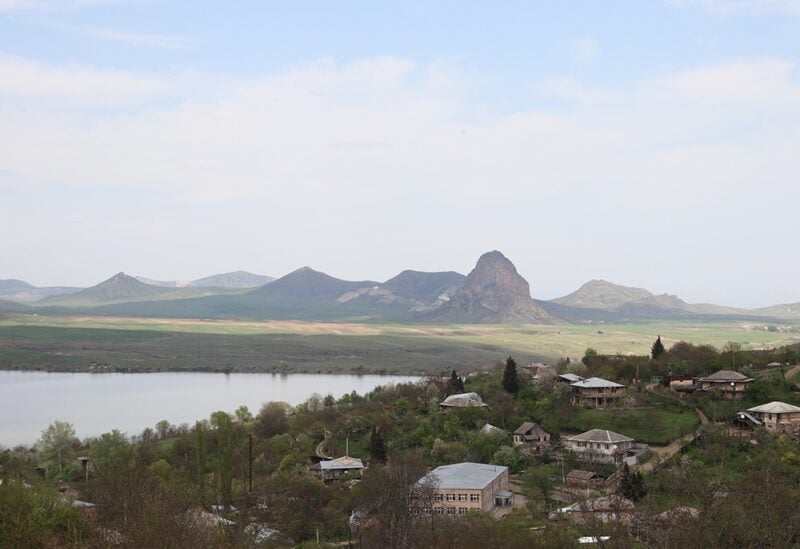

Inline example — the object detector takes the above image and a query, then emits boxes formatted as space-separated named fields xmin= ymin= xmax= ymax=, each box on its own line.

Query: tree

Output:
xmin=234 ymin=405 xmax=253 ymax=424
xmin=651 ymin=335 xmax=665 ymax=360
xmin=723 ymin=341 xmax=743 ymax=370
xmin=255 ymin=402 xmax=290 ymax=439
xmin=36 ymin=421 xmax=77 ymax=477
xmin=502 ymin=356 xmax=519 ymax=394
xmin=368 ymin=427 xmax=388 ymax=462
xmin=155 ymin=420 xmax=172 ymax=439
xmin=618 ymin=462 xmax=646 ymax=501
xmin=582 ymin=347 xmax=598 ymax=366
xmin=354 ymin=450 xmax=433 ymax=548
xmin=449 ymin=369 xmax=465 ymax=393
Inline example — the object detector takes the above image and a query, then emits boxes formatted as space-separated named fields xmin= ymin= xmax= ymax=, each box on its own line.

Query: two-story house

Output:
xmin=570 ymin=377 xmax=625 ymax=407
xmin=698 ymin=370 xmax=753 ymax=400
xmin=746 ymin=401 xmax=800 ymax=433
xmin=512 ymin=422 xmax=550 ymax=453
xmin=562 ymin=429 xmax=635 ymax=464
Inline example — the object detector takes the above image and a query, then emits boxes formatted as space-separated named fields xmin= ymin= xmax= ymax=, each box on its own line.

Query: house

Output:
xmin=562 ymin=429 xmax=638 ymax=464
xmin=512 ymin=422 xmax=550 ymax=453
xmin=698 ymin=370 xmax=753 ymax=400
xmin=523 ymin=363 xmax=555 ymax=382
xmin=550 ymin=495 xmax=635 ymax=525
xmin=566 ymin=469 xmax=603 ymax=487
xmin=310 ymin=455 xmax=364 ymax=482
xmin=558 ymin=373 xmax=584 ymax=384
xmin=570 ymin=377 xmax=625 ymax=407
xmin=417 ymin=462 xmax=511 ymax=515
xmin=660 ymin=374 xmax=695 ymax=392
xmin=439 ymin=392 xmax=487 ymax=410
xmin=745 ymin=401 xmax=800 ymax=433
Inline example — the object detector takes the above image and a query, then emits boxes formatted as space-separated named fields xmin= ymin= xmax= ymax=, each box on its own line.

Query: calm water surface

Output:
xmin=0 ymin=371 xmax=420 ymax=447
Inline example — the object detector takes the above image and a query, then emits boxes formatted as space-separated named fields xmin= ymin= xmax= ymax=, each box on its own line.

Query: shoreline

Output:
xmin=0 ymin=365 xmax=441 ymax=376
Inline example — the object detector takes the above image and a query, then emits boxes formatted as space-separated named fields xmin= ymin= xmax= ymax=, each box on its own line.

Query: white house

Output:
xmin=562 ymin=429 xmax=635 ymax=464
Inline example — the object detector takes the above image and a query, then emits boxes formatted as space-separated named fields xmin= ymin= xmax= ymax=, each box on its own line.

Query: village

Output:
xmin=4 ymin=337 xmax=800 ymax=547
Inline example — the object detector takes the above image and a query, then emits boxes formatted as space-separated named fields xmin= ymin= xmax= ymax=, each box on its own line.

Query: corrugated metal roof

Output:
xmin=559 ymin=373 xmax=584 ymax=382
xmin=567 ymin=429 xmax=633 ymax=443
xmin=700 ymin=370 xmax=752 ymax=382
xmin=319 ymin=456 xmax=364 ymax=471
xmin=420 ymin=462 xmax=507 ymax=490
xmin=571 ymin=377 xmax=624 ymax=389
xmin=747 ymin=401 xmax=800 ymax=414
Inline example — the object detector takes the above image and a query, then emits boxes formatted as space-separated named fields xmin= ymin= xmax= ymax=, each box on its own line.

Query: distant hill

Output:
xmin=548 ymin=280 xmax=752 ymax=321
xmin=751 ymin=302 xmax=800 ymax=320
xmin=0 ymin=278 xmax=82 ymax=303
xmin=8 ymin=257 xmax=800 ymax=323
xmin=0 ymin=298 xmax=31 ymax=312
xmin=426 ymin=251 xmax=556 ymax=323
xmin=39 ymin=273 xmax=173 ymax=306
xmin=247 ymin=267 xmax=375 ymax=306
xmin=553 ymin=280 xmax=654 ymax=309
xmin=382 ymin=270 xmax=465 ymax=304
xmin=190 ymin=271 xmax=275 ymax=289
xmin=134 ymin=276 xmax=188 ymax=288
xmin=91 ymin=267 xmax=382 ymax=321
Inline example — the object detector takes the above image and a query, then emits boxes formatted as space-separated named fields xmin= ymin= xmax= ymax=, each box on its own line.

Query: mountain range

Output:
xmin=2 ymin=252 xmax=799 ymax=323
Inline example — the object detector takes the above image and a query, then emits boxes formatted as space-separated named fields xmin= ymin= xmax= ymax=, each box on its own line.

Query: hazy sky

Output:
xmin=1 ymin=1 xmax=799 ymax=307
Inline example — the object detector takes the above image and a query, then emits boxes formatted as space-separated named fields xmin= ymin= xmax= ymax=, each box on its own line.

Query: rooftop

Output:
xmin=747 ymin=401 xmax=800 ymax=414
xmin=420 ymin=462 xmax=507 ymax=490
xmin=571 ymin=377 xmax=625 ymax=389
xmin=566 ymin=469 xmax=599 ymax=481
xmin=567 ymin=429 xmax=633 ymax=444
xmin=559 ymin=373 xmax=584 ymax=382
xmin=700 ymin=370 xmax=753 ymax=382
xmin=514 ymin=421 xmax=548 ymax=436
xmin=440 ymin=392 xmax=487 ymax=407
xmin=318 ymin=456 xmax=364 ymax=471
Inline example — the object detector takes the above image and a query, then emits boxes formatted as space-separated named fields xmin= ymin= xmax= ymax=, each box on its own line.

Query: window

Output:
xmin=446 ymin=494 xmax=456 ymax=502
xmin=458 ymin=494 xmax=467 ymax=502
xmin=446 ymin=508 xmax=456 ymax=515
xmin=434 ymin=493 xmax=443 ymax=501
xmin=434 ymin=507 xmax=446 ymax=515
xmin=470 ymin=494 xmax=480 ymax=502
xmin=458 ymin=507 xmax=468 ymax=515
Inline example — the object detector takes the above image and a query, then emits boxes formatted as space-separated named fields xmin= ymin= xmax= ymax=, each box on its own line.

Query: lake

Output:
xmin=0 ymin=371 xmax=420 ymax=447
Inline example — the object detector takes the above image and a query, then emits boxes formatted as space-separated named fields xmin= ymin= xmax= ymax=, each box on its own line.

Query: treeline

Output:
xmin=579 ymin=340 xmax=800 ymax=382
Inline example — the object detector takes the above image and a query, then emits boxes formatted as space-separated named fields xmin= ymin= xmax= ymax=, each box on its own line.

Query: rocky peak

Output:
xmin=428 ymin=251 xmax=556 ymax=323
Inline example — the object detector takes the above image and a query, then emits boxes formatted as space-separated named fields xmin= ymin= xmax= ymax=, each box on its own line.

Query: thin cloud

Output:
xmin=51 ymin=22 xmax=195 ymax=49
xmin=0 ymin=53 xmax=174 ymax=103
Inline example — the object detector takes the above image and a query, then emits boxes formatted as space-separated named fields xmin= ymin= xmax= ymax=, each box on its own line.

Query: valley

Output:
xmin=1 ymin=313 xmax=797 ymax=375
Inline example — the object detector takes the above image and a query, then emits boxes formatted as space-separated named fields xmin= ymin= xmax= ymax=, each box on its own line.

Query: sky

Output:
xmin=1 ymin=0 xmax=799 ymax=308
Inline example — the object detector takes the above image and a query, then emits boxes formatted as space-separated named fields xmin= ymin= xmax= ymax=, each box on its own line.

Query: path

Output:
xmin=633 ymin=402 xmax=708 ymax=473
xmin=785 ymin=364 xmax=800 ymax=382
xmin=315 ymin=430 xmax=332 ymax=459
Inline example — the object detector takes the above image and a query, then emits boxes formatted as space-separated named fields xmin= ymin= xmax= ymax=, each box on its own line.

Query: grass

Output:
xmin=562 ymin=405 xmax=700 ymax=445
xmin=0 ymin=313 xmax=797 ymax=375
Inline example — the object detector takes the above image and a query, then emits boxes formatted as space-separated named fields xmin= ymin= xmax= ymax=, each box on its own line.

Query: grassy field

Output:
xmin=0 ymin=313 xmax=797 ymax=375
xmin=562 ymin=405 xmax=700 ymax=445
